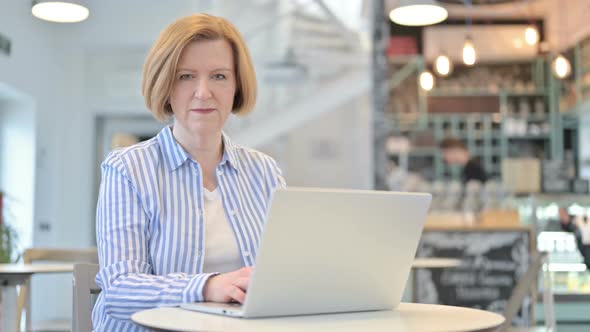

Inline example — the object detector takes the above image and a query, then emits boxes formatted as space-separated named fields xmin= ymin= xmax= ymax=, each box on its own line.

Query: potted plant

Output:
xmin=0 ymin=191 xmax=19 ymax=263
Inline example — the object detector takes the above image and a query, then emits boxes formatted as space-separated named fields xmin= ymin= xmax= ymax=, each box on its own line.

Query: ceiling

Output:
xmin=387 ymin=0 xmax=590 ymax=52
xmin=386 ymin=0 xmax=546 ymax=20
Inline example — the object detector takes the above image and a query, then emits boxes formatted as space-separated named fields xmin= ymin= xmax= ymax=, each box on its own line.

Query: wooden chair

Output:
xmin=500 ymin=251 xmax=556 ymax=332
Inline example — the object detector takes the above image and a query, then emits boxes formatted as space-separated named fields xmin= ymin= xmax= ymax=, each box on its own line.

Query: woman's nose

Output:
xmin=194 ymin=79 xmax=212 ymax=100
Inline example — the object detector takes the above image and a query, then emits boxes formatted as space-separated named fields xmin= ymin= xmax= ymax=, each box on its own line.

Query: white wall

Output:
xmin=0 ymin=98 xmax=36 ymax=252
xmin=0 ymin=0 xmax=70 ymax=322
xmin=0 ymin=0 xmax=64 ymax=247
xmin=278 ymin=94 xmax=373 ymax=189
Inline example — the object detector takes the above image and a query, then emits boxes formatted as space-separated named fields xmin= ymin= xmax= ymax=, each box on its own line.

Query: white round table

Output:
xmin=0 ymin=263 xmax=73 ymax=332
xmin=0 ymin=263 xmax=73 ymax=281
xmin=131 ymin=303 xmax=505 ymax=332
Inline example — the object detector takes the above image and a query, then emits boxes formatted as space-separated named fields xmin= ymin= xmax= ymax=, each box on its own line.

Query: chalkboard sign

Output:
xmin=415 ymin=229 xmax=531 ymax=326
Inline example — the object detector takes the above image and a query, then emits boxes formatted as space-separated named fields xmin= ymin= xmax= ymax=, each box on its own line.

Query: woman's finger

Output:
xmin=229 ymin=285 xmax=247 ymax=304
xmin=240 ymin=266 xmax=254 ymax=277
xmin=231 ymin=277 xmax=250 ymax=292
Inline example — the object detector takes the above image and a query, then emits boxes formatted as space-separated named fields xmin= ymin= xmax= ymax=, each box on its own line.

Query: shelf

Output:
xmin=506 ymin=135 xmax=550 ymax=140
xmin=505 ymin=115 xmax=549 ymax=122
xmin=428 ymin=89 xmax=547 ymax=97
xmin=472 ymin=153 xmax=502 ymax=159
xmin=442 ymin=133 xmax=470 ymax=139
xmin=513 ymin=193 xmax=590 ymax=206
xmin=409 ymin=148 xmax=438 ymax=156
xmin=389 ymin=147 xmax=438 ymax=157
xmin=504 ymin=90 xmax=548 ymax=97
xmin=428 ymin=89 xmax=500 ymax=97
xmin=550 ymin=293 xmax=590 ymax=302
xmin=527 ymin=116 xmax=550 ymax=122
xmin=387 ymin=55 xmax=421 ymax=65
xmin=383 ymin=55 xmax=567 ymax=183
xmin=429 ymin=113 xmax=495 ymax=118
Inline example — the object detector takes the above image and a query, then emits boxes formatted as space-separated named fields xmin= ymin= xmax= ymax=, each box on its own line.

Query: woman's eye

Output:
xmin=213 ymin=73 xmax=226 ymax=80
xmin=179 ymin=74 xmax=193 ymax=80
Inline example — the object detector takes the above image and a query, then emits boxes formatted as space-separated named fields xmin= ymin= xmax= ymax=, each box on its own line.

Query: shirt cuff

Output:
xmin=182 ymin=272 xmax=220 ymax=303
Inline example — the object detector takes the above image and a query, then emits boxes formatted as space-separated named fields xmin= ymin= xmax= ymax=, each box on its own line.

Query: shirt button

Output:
xmin=229 ymin=210 xmax=237 ymax=216
xmin=197 ymin=250 xmax=202 ymax=258
xmin=243 ymin=251 xmax=250 ymax=257
xmin=217 ymin=170 xmax=224 ymax=176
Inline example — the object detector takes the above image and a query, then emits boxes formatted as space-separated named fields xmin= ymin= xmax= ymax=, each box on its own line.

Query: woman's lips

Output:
xmin=190 ymin=108 xmax=215 ymax=114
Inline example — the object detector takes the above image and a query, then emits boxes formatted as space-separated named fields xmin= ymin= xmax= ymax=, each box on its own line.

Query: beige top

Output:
xmin=201 ymin=187 xmax=243 ymax=273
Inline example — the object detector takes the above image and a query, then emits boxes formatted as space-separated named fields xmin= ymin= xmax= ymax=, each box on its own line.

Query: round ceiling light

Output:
xmin=389 ymin=0 xmax=448 ymax=26
xmin=32 ymin=1 xmax=89 ymax=23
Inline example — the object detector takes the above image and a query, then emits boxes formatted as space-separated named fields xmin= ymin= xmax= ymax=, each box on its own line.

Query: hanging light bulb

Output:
xmin=420 ymin=71 xmax=435 ymax=91
xmin=462 ymin=37 xmax=477 ymax=66
xmin=389 ymin=0 xmax=448 ymax=26
xmin=434 ymin=54 xmax=453 ymax=76
xmin=524 ymin=25 xmax=539 ymax=46
xmin=553 ymin=54 xmax=571 ymax=79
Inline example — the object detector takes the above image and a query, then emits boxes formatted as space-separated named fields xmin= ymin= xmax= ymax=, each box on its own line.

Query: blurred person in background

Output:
xmin=559 ymin=207 xmax=590 ymax=271
xmin=439 ymin=138 xmax=487 ymax=184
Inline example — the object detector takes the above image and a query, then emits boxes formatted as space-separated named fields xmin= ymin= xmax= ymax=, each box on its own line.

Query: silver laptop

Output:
xmin=180 ymin=187 xmax=431 ymax=318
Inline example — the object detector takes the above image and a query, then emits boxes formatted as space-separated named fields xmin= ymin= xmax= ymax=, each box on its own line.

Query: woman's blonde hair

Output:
xmin=142 ymin=14 xmax=257 ymax=122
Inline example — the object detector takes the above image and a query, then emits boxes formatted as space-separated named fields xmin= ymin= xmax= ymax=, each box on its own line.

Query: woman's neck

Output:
xmin=171 ymin=124 xmax=223 ymax=173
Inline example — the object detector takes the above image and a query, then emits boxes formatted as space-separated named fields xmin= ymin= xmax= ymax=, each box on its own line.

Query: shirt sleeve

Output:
xmin=95 ymin=154 xmax=217 ymax=320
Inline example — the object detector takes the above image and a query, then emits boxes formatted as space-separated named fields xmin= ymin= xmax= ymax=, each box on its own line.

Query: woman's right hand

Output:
xmin=203 ymin=266 xmax=254 ymax=303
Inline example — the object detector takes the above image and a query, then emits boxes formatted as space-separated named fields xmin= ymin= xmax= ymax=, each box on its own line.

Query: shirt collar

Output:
xmin=220 ymin=132 xmax=239 ymax=172
xmin=157 ymin=126 xmax=239 ymax=172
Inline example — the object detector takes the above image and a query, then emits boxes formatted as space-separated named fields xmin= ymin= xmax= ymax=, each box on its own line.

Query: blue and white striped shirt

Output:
xmin=93 ymin=126 xmax=286 ymax=331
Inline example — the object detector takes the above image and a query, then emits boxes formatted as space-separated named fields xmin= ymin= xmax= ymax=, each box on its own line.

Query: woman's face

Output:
xmin=169 ymin=39 xmax=236 ymax=136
